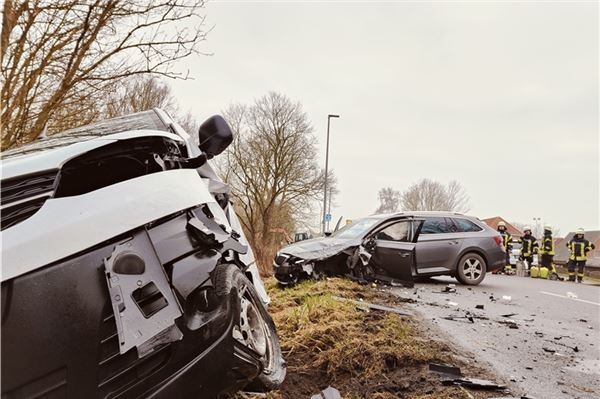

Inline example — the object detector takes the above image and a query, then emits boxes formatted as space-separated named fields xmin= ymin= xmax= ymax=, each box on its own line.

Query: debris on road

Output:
xmin=476 ymin=304 xmax=485 ymax=309
xmin=566 ymin=292 xmax=578 ymax=299
xmin=442 ymin=376 xmax=507 ymax=390
xmin=545 ymin=339 xmax=580 ymax=352
xmin=331 ymin=295 xmax=412 ymax=316
xmin=498 ymin=319 xmax=519 ymax=329
xmin=501 ymin=313 xmax=518 ymax=318
xmin=502 ymin=295 xmax=512 ymax=302
xmin=447 ymin=301 xmax=459 ymax=306
xmin=310 ymin=386 xmax=341 ymax=399
xmin=438 ymin=284 xmax=457 ymax=293
xmin=442 ymin=311 xmax=489 ymax=324
xmin=428 ymin=362 xmax=462 ymax=377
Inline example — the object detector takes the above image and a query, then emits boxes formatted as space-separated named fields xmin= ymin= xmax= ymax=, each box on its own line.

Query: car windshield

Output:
xmin=330 ymin=217 xmax=381 ymax=239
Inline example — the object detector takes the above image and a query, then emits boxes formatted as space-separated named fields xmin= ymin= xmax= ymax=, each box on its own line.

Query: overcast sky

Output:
xmin=171 ymin=1 xmax=599 ymax=236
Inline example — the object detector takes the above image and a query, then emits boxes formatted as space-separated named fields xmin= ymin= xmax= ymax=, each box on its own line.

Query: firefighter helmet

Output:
xmin=523 ymin=226 xmax=532 ymax=233
xmin=576 ymin=228 xmax=585 ymax=236
xmin=544 ymin=224 xmax=552 ymax=231
xmin=498 ymin=221 xmax=506 ymax=227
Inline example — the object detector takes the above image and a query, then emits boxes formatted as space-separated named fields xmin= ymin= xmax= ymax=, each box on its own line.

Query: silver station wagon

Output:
xmin=273 ymin=211 xmax=506 ymax=286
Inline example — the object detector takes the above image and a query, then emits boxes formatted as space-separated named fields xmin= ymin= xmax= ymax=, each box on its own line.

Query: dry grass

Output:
xmin=256 ymin=278 xmax=503 ymax=398
xmin=267 ymin=278 xmax=449 ymax=381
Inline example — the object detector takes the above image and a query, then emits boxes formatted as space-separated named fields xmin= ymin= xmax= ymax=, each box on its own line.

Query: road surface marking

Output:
xmin=539 ymin=291 xmax=600 ymax=307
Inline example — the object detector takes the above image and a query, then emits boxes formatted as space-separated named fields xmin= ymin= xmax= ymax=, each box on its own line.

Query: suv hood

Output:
xmin=1 ymin=130 xmax=183 ymax=180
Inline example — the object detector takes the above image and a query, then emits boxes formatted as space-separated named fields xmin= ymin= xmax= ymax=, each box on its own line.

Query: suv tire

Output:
xmin=213 ymin=264 xmax=286 ymax=390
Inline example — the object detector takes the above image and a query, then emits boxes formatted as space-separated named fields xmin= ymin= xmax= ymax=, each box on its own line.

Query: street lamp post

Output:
xmin=327 ymin=187 xmax=333 ymax=231
xmin=322 ymin=114 xmax=339 ymax=234
xmin=533 ymin=217 xmax=541 ymax=237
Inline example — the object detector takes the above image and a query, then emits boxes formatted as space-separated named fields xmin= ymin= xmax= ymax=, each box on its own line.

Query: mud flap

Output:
xmin=104 ymin=231 xmax=183 ymax=358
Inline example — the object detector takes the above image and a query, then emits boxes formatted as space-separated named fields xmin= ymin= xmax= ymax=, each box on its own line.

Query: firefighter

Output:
xmin=566 ymin=229 xmax=596 ymax=283
xmin=497 ymin=221 xmax=512 ymax=274
xmin=518 ymin=226 xmax=539 ymax=271
xmin=539 ymin=224 xmax=555 ymax=279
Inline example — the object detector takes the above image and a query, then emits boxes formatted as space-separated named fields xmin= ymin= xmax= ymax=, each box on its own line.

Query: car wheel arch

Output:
xmin=455 ymin=248 xmax=489 ymax=271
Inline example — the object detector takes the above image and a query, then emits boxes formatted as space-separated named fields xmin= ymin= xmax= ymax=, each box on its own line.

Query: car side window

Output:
xmin=375 ymin=221 xmax=411 ymax=242
xmin=420 ymin=217 xmax=449 ymax=234
xmin=451 ymin=218 xmax=482 ymax=232
xmin=446 ymin=217 xmax=459 ymax=233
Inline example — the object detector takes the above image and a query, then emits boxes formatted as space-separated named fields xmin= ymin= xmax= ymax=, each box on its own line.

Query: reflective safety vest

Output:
xmin=519 ymin=235 xmax=539 ymax=257
xmin=567 ymin=239 xmax=595 ymax=261
xmin=539 ymin=235 xmax=555 ymax=256
xmin=499 ymin=231 xmax=512 ymax=251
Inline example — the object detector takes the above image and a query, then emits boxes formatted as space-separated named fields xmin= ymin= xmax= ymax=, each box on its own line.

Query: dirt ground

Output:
xmin=240 ymin=278 xmax=515 ymax=399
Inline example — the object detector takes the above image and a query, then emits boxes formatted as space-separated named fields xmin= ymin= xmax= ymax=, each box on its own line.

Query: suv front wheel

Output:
xmin=213 ymin=264 xmax=286 ymax=391
xmin=456 ymin=253 xmax=486 ymax=285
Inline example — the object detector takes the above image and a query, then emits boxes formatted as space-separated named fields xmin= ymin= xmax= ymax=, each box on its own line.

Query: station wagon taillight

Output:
xmin=493 ymin=235 xmax=503 ymax=248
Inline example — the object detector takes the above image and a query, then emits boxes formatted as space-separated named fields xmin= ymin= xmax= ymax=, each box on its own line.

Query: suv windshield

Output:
xmin=331 ymin=217 xmax=381 ymax=239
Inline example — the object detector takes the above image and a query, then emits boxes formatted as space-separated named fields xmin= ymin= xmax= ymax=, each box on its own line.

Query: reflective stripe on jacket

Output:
xmin=500 ymin=231 xmax=512 ymax=251
xmin=567 ymin=239 xmax=595 ymax=261
xmin=539 ymin=235 xmax=555 ymax=256
xmin=519 ymin=235 xmax=539 ymax=257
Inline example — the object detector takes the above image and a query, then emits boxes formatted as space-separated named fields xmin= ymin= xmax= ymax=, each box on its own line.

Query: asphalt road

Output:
xmin=390 ymin=274 xmax=600 ymax=399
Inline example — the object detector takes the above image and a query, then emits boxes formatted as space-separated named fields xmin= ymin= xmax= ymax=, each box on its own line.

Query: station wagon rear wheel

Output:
xmin=456 ymin=253 xmax=486 ymax=285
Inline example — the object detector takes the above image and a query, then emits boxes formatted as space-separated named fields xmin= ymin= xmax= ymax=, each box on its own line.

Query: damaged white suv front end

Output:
xmin=0 ymin=109 xmax=285 ymax=398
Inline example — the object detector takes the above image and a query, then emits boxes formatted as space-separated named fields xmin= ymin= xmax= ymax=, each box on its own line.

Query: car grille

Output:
xmin=1 ymin=170 xmax=58 ymax=230
xmin=98 ymin=301 xmax=171 ymax=396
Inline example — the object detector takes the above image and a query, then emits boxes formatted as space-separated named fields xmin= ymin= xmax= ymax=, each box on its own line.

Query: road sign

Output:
xmin=325 ymin=213 xmax=332 ymax=222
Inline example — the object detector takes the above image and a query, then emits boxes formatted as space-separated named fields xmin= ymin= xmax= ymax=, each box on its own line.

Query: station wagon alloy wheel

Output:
xmin=456 ymin=253 xmax=487 ymax=285
xmin=462 ymin=258 xmax=482 ymax=281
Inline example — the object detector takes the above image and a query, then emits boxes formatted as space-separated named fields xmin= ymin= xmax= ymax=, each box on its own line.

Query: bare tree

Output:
xmin=218 ymin=92 xmax=326 ymax=275
xmin=176 ymin=110 xmax=200 ymax=141
xmin=2 ymin=0 xmax=208 ymax=149
xmin=104 ymin=76 xmax=178 ymax=118
xmin=444 ymin=180 xmax=471 ymax=214
xmin=400 ymin=178 xmax=471 ymax=213
xmin=375 ymin=187 xmax=400 ymax=214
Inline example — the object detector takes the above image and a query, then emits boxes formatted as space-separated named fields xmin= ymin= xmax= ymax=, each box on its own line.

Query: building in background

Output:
xmin=482 ymin=217 xmax=523 ymax=238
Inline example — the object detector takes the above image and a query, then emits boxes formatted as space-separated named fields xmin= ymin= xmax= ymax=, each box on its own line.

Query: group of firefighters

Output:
xmin=495 ymin=222 xmax=596 ymax=283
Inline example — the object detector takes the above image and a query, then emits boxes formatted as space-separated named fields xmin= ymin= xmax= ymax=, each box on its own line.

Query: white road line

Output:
xmin=539 ymin=291 xmax=600 ymax=307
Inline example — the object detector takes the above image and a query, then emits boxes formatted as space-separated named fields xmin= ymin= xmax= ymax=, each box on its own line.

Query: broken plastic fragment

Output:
xmin=429 ymin=362 xmax=462 ymax=377
xmin=310 ymin=386 xmax=341 ymax=399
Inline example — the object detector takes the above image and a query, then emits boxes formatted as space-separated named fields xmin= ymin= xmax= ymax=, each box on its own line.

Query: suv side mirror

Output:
xmin=198 ymin=115 xmax=233 ymax=158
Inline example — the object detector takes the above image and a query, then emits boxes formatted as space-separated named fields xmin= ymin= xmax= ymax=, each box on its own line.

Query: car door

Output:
xmin=415 ymin=216 xmax=463 ymax=274
xmin=369 ymin=219 xmax=422 ymax=285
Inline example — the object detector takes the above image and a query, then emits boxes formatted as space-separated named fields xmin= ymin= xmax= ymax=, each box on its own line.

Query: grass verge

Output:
xmin=255 ymin=278 xmax=503 ymax=398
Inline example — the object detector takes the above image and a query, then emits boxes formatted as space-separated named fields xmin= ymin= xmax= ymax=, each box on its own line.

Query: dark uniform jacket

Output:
xmin=539 ymin=233 xmax=555 ymax=256
xmin=567 ymin=237 xmax=595 ymax=262
xmin=519 ymin=234 xmax=539 ymax=257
